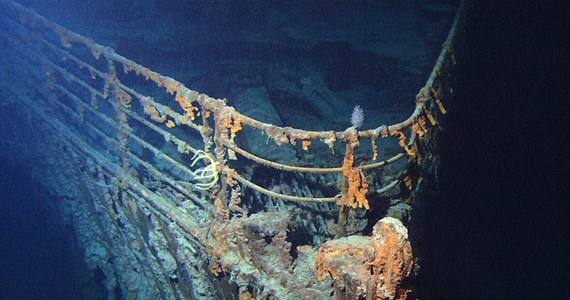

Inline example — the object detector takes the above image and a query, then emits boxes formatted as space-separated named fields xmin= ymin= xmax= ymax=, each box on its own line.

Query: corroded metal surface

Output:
xmin=0 ymin=0 xmax=468 ymax=298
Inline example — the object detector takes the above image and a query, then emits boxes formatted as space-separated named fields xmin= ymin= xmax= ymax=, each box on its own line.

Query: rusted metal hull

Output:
xmin=0 ymin=0 xmax=470 ymax=298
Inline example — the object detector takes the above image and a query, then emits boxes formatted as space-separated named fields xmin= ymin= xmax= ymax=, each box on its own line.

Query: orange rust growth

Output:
xmin=205 ymin=219 xmax=231 ymax=269
xmin=165 ymin=120 xmax=176 ymax=128
xmin=425 ymin=109 xmax=438 ymax=126
xmin=371 ymin=136 xmax=379 ymax=161
xmin=142 ymin=99 xmax=165 ymax=123
xmin=436 ymin=98 xmax=447 ymax=114
xmin=222 ymin=115 xmax=233 ymax=129
xmin=321 ymin=132 xmax=337 ymax=150
xmin=209 ymin=260 xmax=223 ymax=277
xmin=302 ymin=140 xmax=311 ymax=151
xmin=226 ymin=168 xmax=238 ymax=186
xmin=411 ymin=116 xmax=427 ymax=138
xmin=316 ymin=218 xmax=414 ymax=299
xmin=10 ymin=2 xmax=448 ymax=295
xmin=172 ymin=85 xmax=199 ymax=121
xmin=265 ymin=126 xmax=290 ymax=146
xmin=229 ymin=186 xmax=247 ymax=215
xmin=230 ymin=115 xmax=243 ymax=139
xmin=394 ymin=131 xmax=416 ymax=156
xmin=180 ymin=103 xmax=199 ymax=121
xmin=430 ymin=86 xmax=447 ymax=115
xmin=341 ymin=144 xmax=370 ymax=210
xmin=214 ymin=198 xmax=230 ymax=221
xmin=239 ymin=291 xmax=255 ymax=300
xmin=315 ymin=237 xmax=369 ymax=282
xmin=222 ymin=112 xmax=243 ymax=140
xmin=164 ymin=79 xmax=181 ymax=95
xmin=369 ymin=219 xmax=414 ymax=299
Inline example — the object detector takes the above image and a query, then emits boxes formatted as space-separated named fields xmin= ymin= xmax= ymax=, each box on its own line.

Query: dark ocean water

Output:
xmin=417 ymin=1 xmax=569 ymax=298
xmin=1 ymin=0 xmax=568 ymax=299
xmin=0 ymin=164 xmax=85 ymax=300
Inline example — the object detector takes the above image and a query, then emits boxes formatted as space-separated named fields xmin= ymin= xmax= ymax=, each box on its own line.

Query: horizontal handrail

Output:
xmin=3 ymin=0 xmax=425 ymax=148
xmin=1 ymin=0 xmax=449 ymax=213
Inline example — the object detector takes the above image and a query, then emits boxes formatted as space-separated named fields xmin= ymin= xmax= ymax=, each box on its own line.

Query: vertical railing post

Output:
xmin=104 ymin=53 xmax=133 ymax=185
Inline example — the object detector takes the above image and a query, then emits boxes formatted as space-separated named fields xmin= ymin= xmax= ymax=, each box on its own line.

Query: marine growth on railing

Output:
xmin=0 ymin=0 xmax=459 ymax=297
xmin=1 ymin=0 xmax=445 ymax=214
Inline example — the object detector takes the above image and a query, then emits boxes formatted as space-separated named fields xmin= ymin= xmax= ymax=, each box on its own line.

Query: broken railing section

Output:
xmin=1 ymin=0 xmax=455 ymax=297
